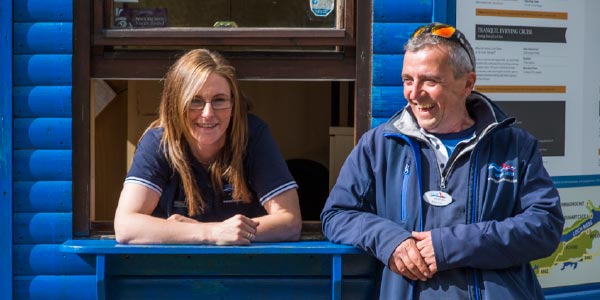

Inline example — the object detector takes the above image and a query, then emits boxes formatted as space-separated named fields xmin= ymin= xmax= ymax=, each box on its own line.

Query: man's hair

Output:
xmin=405 ymin=32 xmax=475 ymax=78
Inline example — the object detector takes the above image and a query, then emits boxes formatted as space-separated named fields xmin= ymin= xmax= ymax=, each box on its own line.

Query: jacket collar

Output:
xmin=383 ymin=91 xmax=515 ymax=139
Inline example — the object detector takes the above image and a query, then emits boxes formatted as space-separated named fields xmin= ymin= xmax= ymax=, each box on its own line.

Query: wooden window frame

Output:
xmin=94 ymin=0 xmax=355 ymax=46
xmin=73 ymin=0 xmax=372 ymax=236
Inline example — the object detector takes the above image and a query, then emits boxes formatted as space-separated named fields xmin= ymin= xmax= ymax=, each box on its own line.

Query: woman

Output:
xmin=114 ymin=49 xmax=302 ymax=245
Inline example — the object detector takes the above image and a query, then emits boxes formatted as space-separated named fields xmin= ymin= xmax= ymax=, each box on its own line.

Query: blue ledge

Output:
xmin=60 ymin=239 xmax=364 ymax=255
xmin=61 ymin=239 xmax=367 ymax=300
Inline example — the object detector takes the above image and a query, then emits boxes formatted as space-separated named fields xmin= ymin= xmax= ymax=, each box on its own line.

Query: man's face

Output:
xmin=401 ymin=46 xmax=475 ymax=134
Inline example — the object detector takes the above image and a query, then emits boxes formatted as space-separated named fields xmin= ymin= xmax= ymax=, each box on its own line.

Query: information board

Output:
xmin=457 ymin=0 xmax=600 ymax=288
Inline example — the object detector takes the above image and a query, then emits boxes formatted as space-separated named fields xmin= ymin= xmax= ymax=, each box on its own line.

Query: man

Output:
xmin=321 ymin=23 xmax=564 ymax=299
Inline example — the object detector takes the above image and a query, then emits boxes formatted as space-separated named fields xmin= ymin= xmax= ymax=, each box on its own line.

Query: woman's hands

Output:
xmin=115 ymin=184 xmax=299 ymax=245
xmin=168 ymin=213 xmax=259 ymax=245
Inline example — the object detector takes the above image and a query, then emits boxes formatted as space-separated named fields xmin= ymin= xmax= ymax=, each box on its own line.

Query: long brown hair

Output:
xmin=146 ymin=49 xmax=251 ymax=216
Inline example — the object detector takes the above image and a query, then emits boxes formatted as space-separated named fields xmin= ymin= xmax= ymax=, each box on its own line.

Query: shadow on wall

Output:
xmin=286 ymin=159 xmax=329 ymax=221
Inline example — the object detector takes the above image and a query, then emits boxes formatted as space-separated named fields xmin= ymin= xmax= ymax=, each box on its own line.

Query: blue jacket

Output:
xmin=321 ymin=92 xmax=564 ymax=300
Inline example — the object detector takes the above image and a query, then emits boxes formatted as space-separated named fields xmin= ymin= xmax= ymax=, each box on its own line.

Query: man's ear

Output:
xmin=464 ymin=71 xmax=476 ymax=95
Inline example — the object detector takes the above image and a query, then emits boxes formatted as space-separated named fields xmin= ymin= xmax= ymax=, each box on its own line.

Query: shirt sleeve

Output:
xmin=245 ymin=116 xmax=297 ymax=205
xmin=124 ymin=129 xmax=171 ymax=196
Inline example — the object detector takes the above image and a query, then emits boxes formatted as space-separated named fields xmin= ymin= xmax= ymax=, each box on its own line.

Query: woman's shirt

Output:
xmin=124 ymin=114 xmax=298 ymax=222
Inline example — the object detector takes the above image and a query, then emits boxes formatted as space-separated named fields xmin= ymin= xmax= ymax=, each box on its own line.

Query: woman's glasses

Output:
xmin=189 ymin=98 xmax=232 ymax=110
xmin=410 ymin=23 xmax=475 ymax=69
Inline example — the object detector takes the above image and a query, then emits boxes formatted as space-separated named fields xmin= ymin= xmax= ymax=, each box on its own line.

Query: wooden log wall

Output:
xmin=371 ymin=0 xmax=449 ymax=127
xmin=11 ymin=0 xmax=97 ymax=299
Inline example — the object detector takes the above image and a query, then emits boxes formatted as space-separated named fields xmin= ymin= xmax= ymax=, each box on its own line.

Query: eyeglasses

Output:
xmin=410 ymin=23 xmax=475 ymax=70
xmin=189 ymin=97 xmax=232 ymax=110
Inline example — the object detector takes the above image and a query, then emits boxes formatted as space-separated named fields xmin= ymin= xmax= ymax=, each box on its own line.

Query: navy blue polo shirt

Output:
xmin=124 ymin=114 xmax=298 ymax=222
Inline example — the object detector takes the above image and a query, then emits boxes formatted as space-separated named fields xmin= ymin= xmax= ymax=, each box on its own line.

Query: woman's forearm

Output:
xmin=252 ymin=211 xmax=302 ymax=242
xmin=114 ymin=212 xmax=213 ymax=244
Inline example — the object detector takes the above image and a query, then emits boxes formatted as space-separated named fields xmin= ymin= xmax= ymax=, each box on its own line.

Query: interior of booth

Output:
xmin=90 ymin=79 xmax=355 ymax=237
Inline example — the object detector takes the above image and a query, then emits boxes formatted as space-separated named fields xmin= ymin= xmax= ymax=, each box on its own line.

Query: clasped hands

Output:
xmin=388 ymin=231 xmax=437 ymax=281
xmin=167 ymin=213 xmax=258 ymax=245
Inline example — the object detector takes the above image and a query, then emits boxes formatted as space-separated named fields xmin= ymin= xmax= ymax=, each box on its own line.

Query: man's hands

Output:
xmin=413 ymin=231 xmax=438 ymax=274
xmin=388 ymin=231 xmax=437 ymax=281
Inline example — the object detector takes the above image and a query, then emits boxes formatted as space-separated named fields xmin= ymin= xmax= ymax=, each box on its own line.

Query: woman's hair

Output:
xmin=405 ymin=32 xmax=475 ymax=78
xmin=147 ymin=49 xmax=251 ymax=216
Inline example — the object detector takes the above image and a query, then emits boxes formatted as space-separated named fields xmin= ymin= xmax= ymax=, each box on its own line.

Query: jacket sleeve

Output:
xmin=321 ymin=130 xmax=412 ymax=266
xmin=432 ymin=134 xmax=565 ymax=271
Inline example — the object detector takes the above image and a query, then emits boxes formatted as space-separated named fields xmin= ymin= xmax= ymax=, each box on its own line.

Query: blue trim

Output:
xmin=61 ymin=240 xmax=364 ymax=255
xmin=401 ymin=163 xmax=410 ymax=221
xmin=401 ymin=136 xmax=423 ymax=299
xmin=545 ymin=283 xmax=600 ymax=299
xmin=0 ymin=0 xmax=13 ymax=297
xmin=552 ymin=174 xmax=600 ymax=188
xmin=384 ymin=133 xmax=424 ymax=231
xmin=471 ymin=149 xmax=481 ymax=300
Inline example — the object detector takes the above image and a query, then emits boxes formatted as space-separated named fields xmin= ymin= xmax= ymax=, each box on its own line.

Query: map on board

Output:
xmin=532 ymin=188 xmax=600 ymax=288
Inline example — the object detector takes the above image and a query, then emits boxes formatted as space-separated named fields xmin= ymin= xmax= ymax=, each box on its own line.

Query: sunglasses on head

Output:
xmin=410 ymin=23 xmax=475 ymax=70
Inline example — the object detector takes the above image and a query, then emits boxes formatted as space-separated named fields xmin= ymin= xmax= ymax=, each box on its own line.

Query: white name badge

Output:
xmin=423 ymin=191 xmax=453 ymax=206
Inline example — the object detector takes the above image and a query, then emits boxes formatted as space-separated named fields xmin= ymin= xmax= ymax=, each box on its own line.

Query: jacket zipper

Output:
xmin=471 ymin=148 xmax=481 ymax=300
xmin=401 ymin=163 xmax=410 ymax=221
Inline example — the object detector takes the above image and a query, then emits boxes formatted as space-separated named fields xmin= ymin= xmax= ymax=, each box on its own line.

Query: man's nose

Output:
xmin=407 ymin=83 xmax=422 ymax=100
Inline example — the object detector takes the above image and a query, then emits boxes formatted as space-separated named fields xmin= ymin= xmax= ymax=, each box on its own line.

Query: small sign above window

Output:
xmin=114 ymin=8 xmax=168 ymax=28
xmin=110 ymin=0 xmax=337 ymax=28
xmin=310 ymin=0 xmax=334 ymax=17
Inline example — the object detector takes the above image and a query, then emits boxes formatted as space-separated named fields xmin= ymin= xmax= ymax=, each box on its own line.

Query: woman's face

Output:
xmin=187 ymin=73 xmax=233 ymax=154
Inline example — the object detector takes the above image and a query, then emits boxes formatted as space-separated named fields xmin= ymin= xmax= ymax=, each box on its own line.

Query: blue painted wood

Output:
xmin=444 ymin=0 xmax=456 ymax=26
xmin=14 ymin=23 xmax=73 ymax=54
xmin=97 ymin=255 xmax=106 ymax=300
xmin=371 ymin=117 xmax=389 ymax=129
xmin=13 ymin=150 xmax=72 ymax=181
xmin=107 ymin=278 xmax=374 ymax=300
xmin=14 ymin=118 xmax=72 ymax=149
xmin=62 ymin=240 xmax=372 ymax=300
xmin=13 ymin=54 xmax=72 ymax=86
xmin=372 ymin=54 xmax=403 ymax=86
xmin=432 ymin=0 xmax=449 ymax=24
xmin=13 ymin=86 xmax=72 ymax=118
xmin=373 ymin=0 xmax=433 ymax=23
xmin=14 ymin=275 xmax=96 ymax=300
xmin=13 ymin=212 xmax=72 ymax=244
xmin=105 ymin=252 xmax=377 ymax=276
xmin=14 ymin=181 xmax=72 ymax=212
xmin=61 ymin=239 xmax=365 ymax=255
xmin=372 ymin=86 xmax=406 ymax=118
xmin=13 ymin=244 xmax=95 ymax=275
xmin=14 ymin=0 xmax=73 ymax=22
xmin=332 ymin=255 xmax=342 ymax=300
xmin=0 ymin=0 xmax=13 ymax=298
xmin=373 ymin=23 xmax=426 ymax=54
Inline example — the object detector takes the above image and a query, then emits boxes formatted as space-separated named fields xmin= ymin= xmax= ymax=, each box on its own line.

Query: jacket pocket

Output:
xmin=401 ymin=163 xmax=410 ymax=221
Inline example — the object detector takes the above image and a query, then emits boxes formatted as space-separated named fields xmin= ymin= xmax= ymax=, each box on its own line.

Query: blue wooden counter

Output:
xmin=60 ymin=239 xmax=377 ymax=300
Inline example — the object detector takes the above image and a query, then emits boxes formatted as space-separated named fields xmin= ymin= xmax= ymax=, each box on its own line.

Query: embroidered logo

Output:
xmin=488 ymin=162 xmax=517 ymax=183
xmin=174 ymin=200 xmax=188 ymax=208
xmin=222 ymin=183 xmax=236 ymax=203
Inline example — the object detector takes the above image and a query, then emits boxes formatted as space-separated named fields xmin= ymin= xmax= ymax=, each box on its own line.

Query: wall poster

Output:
xmin=457 ymin=0 xmax=600 ymax=288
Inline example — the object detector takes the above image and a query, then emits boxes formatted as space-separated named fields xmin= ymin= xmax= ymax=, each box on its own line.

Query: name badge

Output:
xmin=423 ymin=191 xmax=453 ymax=206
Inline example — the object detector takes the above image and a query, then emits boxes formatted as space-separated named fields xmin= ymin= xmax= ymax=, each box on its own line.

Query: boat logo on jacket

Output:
xmin=487 ymin=162 xmax=517 ymax=184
